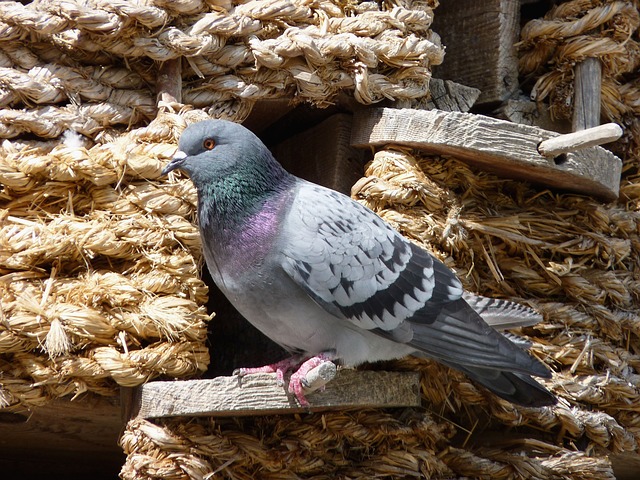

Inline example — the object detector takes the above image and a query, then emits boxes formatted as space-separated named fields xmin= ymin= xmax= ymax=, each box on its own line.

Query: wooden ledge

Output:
xmin=132 ymin=370 xmax=421 ymax=418
xmin=351 ymin=108 xmax=622 ymax=202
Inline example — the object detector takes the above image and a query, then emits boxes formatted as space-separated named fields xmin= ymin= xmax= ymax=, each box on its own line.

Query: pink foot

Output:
xmin=288 ymin=353 xmax=335 ymax=407
xmin=234 ymin=352 xmax=336 ymax=407
xmin=234 ymin=355 xmax=303 ymax=386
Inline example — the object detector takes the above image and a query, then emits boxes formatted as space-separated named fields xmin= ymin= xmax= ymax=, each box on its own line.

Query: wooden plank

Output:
xmin=572 ymin=57 xmax=602 ymax=131
xmin=431 ymin=0 xmax=520 ymax=106
xmin=416 ymin=78 xmax=481 ymax=112
xmin=135 ymin=370 xmax=421 ymax=418
xmin=350 ymin=108 xmax=621 ymax=201
xmin=0 ymin=394 xmax=124 ymax=478
xmin=274 ymin=113 xmax=365 ymax=195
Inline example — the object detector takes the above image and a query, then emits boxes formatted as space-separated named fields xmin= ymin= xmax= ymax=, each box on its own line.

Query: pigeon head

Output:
xmin=162 ymin=119 xmax=293 ymax=229
xmin=161 ymin=119 xmax=278 ymax=186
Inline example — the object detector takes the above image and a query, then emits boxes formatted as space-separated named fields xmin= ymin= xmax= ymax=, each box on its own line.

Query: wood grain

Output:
xmin=573 ymin=58 xmax=602 ymax=131
xmin=135 ymin=370 xmax=421 ymax=418
xmin=156 ymin=58 xmax=182 ymax=105
xmin=420 ymin=78 xmax=480 ymax=113
xmin=350 ymin=108 xmax=621 ymax=201
xmin=431 ymin=0 xmax=520 ymax=105
xmin=275 ymin=113 xmax=365 ymax=195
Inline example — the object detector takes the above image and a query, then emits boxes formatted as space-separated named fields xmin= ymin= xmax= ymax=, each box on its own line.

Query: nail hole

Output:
xmin=554 ymin=154 xmax=568 ymax=166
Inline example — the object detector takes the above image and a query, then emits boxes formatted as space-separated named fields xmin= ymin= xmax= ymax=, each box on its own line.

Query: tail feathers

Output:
xmin=463 ymin=292 xmax=543 ymax=330
xmin=501 ymin=331 xmax=533 ymax=350
xmin=406 ymin=299 xmax=551 ymax=379
xmin=444 ymin=361 xmax=557 ymax=407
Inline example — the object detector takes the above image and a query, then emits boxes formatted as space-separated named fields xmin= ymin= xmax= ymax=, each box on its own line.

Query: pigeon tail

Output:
xmin=404 ymin=298 xmax=555 ymax=406
xmin=445 ymin=361 xmax=557 ymax=407
xmin=463 ymin=292 xmax=543 ymax=330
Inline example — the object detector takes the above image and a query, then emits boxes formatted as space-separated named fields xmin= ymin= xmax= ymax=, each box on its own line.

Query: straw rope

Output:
xmin=120 ymin=414 xmax=618 ymax=480
xmin=0 ymin=109 xmax=212 ymax=409
xmin=0 ymin=0 xmax=443 ymax=137
xmin=350 ymin=147 xmax=640 ymax=462
xmin=518 ymin=0 xmax=640 ymax=157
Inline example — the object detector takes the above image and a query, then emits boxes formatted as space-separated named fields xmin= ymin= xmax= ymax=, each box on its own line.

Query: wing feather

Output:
xmin=280 ymin=182 xmax=548 ymax=377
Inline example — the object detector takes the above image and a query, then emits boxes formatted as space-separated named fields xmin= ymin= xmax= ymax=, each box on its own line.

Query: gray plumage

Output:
xmin=162 ymin=119 xmax=556 ymax=407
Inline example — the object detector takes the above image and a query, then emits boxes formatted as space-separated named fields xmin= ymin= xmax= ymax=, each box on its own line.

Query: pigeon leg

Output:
xmin=234 ymin=355 xmax=304 ymax=386
xmin=288 ymin=352 xmax=336 ymax=407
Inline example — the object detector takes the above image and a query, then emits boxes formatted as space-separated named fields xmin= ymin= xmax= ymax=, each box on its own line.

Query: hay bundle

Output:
xmin=120 ymin=411 xmax=617 ymax=480
xmin=0 ymin=0 xmax=443 ymax=135
xmin=518 ymin=0 xmax=640 ymax=157
xmin=0 ymin=0 xmax=443 ymax=408
xmin=0 ymin=109 xmax=213 ymax=409
xmin=354 ymin=148 xmax=640 ymax=474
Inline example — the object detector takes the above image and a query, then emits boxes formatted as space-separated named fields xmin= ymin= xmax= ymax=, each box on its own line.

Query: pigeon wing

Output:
xmin=280 ymin=183 xmax=546 ymax=375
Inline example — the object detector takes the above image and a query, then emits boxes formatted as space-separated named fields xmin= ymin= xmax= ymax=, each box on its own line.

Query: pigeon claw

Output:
xmin=288 ymin=353 xmax=335 ymax=407
xmin=233 ymin=356 xmax=304 ymax=387
xmin=234 ymin=352 xmax=337 ymax=407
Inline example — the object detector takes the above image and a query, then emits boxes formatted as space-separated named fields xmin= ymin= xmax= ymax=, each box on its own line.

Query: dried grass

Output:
xmin=0 ymin=110 xmax=212 ymax=409
xmin=0 ymin=0 xmax=443 ymax=138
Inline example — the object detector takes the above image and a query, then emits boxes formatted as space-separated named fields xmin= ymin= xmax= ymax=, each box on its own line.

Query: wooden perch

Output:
xmin=538 ymin=123 xmax=623 ymax=156
xmin=133 ymin=370 xmax=421 ymax=418
xmin=301 ymin=360 xmax=337 ymax=393
xmin=350 ymin=108 xmax=622 ymax=201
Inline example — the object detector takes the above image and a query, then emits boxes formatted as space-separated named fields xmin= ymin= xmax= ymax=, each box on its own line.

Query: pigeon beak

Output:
xmin=161 ymin=150 xmax=188 ymax=175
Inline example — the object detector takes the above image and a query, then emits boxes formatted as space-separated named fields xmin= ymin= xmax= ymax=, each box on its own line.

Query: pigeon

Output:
xmin=162 ymin=119 xmax=556 ymax=408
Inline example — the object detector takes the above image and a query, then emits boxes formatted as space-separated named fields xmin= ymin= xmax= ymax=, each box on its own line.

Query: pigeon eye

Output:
xmin=203 ymin=138 xmax=216 ymax=150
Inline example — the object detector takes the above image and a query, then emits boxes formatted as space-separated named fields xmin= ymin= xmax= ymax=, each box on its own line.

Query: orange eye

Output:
xmin=203 ymin=138 xmax=216 ymax=150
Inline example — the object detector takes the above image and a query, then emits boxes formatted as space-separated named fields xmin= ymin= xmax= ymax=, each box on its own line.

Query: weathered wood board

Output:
xmin=350 ymin=108 xmax=622 ymax=201
xmin=431 ymin=0 xmax=520 ymax=105
xmin=416 ymin=78 xmax=481 ymax=113
xmin=573 ymin=57 xmax=602 ymax=131
xmin=274 ymin=113 xmax=365 ymax=195
xmin=0 ymin=394 xmax=124 ymax=479
xmin=134 ymin=370 xmax=421 ymax=418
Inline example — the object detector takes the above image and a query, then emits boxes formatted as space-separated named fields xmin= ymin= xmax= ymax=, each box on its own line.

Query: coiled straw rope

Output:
xmin=0 ymin=0 xmax=442 ymax=410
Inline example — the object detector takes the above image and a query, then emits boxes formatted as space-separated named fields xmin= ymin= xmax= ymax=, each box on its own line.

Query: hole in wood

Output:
xmin=554 ymin=153 xmax=568 ymax=166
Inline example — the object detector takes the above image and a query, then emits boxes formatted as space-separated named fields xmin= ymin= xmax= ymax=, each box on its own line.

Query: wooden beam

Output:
xmin=572 ymin=58 xmax=602 ymax=131
xmin=274 ymin=113 xmax=365 ymax=195
xmin=134 ymin=370 xmax=421 ymax=418
xmin=350 ymin=108 xmax=622 ymax=201
xmin=431 ymin=0 xmax=520 ymax=106
xmin=156 ymin=59 xmax=182 ymax=106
